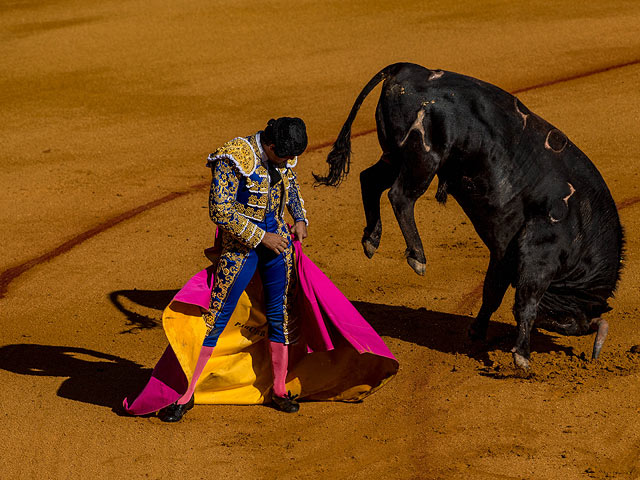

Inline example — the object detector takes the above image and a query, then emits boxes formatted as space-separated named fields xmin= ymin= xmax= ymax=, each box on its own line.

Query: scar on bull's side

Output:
xmin=563 ymin=182 xmax=575 ymax=205
xmin=428 ymin=70 xmax=444 ymax=81
xmin=549 ymin=182 xmax=576 ymax=223
xmin=514 ymin=97 xmax=528 ymax=130
xmin=399 ymin=108 xmax=431 ymax=152
xmin=544 ymin=128 xmax=568 ymax=153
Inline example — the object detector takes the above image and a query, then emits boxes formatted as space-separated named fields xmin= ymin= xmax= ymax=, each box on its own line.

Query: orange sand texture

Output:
xmin=1 ymin=1 xmax=640 ymax=479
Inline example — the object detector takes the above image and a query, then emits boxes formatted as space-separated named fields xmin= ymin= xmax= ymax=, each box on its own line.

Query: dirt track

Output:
xmin=1 ymin=1 xmax=640 ymax=478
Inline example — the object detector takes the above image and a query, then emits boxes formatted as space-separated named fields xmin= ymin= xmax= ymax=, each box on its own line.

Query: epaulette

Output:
xmin=206 ymin=137 xmax=258 ymax=177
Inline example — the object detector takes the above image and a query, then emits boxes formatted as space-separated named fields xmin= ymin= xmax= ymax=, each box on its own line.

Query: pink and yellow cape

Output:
xmin=123 ymin=240 xmax=398 ymax=414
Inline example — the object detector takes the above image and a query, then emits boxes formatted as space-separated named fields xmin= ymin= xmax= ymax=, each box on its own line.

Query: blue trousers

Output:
xmin=203 ymin=212 xmax=295 ymax=347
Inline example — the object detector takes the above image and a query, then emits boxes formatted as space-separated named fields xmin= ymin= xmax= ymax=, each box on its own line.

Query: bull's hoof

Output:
xmin=362 ymin=239 xmax=378 ymax=259
xmin=407 ymin=257 xmax=426 ymax=276
xmin=590 ymin=318 xmax=609 ymax=361
xmin=512 ymin=351 xmax=530 ymax=370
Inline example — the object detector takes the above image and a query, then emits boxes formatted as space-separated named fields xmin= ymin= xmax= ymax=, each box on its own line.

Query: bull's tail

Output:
xmin=313 ymin=63 xmax=406 ymax=187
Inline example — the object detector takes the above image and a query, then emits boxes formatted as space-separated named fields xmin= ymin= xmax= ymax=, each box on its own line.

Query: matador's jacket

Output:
xmin=202 ymin=131 xmax=308 ymax=347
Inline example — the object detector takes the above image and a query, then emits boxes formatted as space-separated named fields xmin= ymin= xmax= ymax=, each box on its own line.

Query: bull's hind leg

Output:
xmin=538 ymin=315 xmax=609 ymax=360
xmin=469 ymin=252 xmax=515 ymax=341
xmin=512 ymin=218 xmax=561 ymax=369
xmin=360 ymin=156 xmax=398 ymax=258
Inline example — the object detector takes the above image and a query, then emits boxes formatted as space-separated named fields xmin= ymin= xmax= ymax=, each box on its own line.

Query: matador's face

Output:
xmin=264 ymin=143 xmax=295 ymax=167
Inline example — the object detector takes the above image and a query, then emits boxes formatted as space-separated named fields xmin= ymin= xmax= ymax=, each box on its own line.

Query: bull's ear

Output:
xmin=435 ymin=179 xmax=448 ymax=204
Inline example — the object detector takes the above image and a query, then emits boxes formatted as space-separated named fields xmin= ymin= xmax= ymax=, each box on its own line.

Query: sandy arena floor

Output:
xmin=1 ymin=1 xmax=640 ymax=478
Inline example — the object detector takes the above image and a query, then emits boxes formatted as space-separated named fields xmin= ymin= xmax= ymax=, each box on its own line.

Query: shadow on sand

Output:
xmin=0 ymin=292 xmax=574 ymax=410
xmin=0 ymin=344 xmax=151 ymax=414
xmin=109 ymin=288 xmax=178 ymax=333
xmin=109 ymin=288 xmax=572 ymax=361
xmin=351 ymin=300 xmax=573 ymax=368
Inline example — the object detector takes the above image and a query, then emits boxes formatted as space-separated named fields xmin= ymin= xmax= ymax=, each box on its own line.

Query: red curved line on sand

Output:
xmin=311 ymin=128 xmax=377 ymax=151
xmin=512 ymin=59 xmax=640 ymax=94
xmin=615 ymin=196 xmax=640 ymax=210
xmin=0 ymin=184 xmax=206 ymax=299
xmin=455 ymin=284 xmax=484 ymax=315
xmin=2 ymin=60 xmax=639 ymax=299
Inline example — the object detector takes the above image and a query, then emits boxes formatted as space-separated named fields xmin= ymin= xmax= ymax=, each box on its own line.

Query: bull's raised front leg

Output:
xmin=360 ymin=157 xmax=397 ymax=258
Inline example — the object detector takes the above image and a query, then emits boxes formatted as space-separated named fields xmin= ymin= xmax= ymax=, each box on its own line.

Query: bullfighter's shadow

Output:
xmin=0 ymin=344 xmax=151 ymax=413
xmin=109 ymin=288 xmax=572 ymax=363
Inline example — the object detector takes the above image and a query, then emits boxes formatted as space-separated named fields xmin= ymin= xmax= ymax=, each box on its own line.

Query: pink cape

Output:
xmin=123 ymin=241 xmax=398 ymax=414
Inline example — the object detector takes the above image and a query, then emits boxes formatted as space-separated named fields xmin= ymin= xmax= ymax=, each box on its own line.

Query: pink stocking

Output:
xmin=177 ymin=346 xmax=214 ymax=404
xmin=269 ymin=341 xmax=289 ymax=398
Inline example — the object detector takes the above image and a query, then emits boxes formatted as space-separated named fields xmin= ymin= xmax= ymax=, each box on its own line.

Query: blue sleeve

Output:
xmin=286 ymin=170 xmax=308 ymax=225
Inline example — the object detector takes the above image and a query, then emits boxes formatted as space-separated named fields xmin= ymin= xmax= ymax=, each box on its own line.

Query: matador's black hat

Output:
xmin=264 ymin=117 xmax=308 ymax=157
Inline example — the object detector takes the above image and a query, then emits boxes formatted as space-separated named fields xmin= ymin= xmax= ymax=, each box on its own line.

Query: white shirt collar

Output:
xmin=256 ymin=131 xmax=269 ymax=165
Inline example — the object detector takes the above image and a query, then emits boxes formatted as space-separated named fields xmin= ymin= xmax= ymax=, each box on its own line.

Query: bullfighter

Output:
xmin=158 ymin=117 xmax=309 ymax=421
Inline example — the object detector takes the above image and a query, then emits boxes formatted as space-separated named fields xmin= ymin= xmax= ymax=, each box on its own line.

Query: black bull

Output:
xmin=314 ymin=62 xmax=623 ymax=369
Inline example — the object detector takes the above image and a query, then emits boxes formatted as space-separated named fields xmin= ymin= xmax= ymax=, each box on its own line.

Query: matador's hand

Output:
xmin=261 ymin=232 xmax=288 ymax=254
xmin=290 ymin=221 xmax=308 ymax=244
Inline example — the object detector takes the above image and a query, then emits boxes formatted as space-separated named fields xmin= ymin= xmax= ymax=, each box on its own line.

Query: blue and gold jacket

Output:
xmin=207 ymin=132 xmax=308 ymax=248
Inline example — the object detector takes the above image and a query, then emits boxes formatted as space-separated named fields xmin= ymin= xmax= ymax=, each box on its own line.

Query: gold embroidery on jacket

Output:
xmin=208 ymin=246 xmax=249 ymax=318
xmin=209 ymin=158 xmax=265 ymax=248
xmin=208 ymin=137 xmax=257 ymax=176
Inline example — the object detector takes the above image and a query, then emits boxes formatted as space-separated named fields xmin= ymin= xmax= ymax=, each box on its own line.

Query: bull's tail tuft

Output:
xmin=312 ymin=122 xmax=353 ymax=186
xmin=313 ymin=63 xmax=407 ymax=187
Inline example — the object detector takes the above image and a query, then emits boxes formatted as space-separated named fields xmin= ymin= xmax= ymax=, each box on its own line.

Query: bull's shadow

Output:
xmin=0 ymin=344 xmax=151 ymax=412
xmin=351 ymin=301 xmax=572 ymax=362
xmin=109 ymin=288 xmax=572 ymax=361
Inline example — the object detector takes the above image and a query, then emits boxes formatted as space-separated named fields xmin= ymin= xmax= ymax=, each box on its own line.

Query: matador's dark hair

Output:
xmin=263 ymin=117 xmax=308 ymax=157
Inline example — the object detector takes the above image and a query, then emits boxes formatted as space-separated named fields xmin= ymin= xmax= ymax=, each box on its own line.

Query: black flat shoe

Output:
xmin=158 ymin=395 xmax=194 ymax=422
xmin=272 ymin=391 xmax=300 ymax=413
